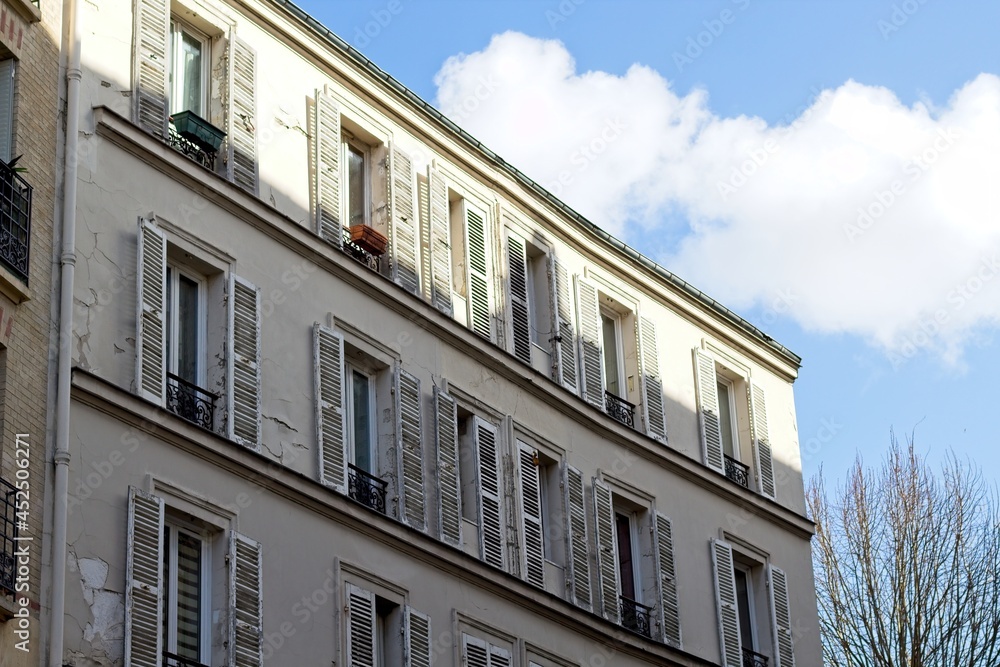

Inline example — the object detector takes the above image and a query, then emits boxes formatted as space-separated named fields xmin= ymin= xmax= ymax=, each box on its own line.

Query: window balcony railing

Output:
xmin=619 ymin=595 xmax=653 ymax=638
xmin=742 ymin=648 xmax=769 ymax=667
xmin=166 ymin=111 xmax=225 ymax=172
xmin=725 ymin=454 xmax=750 ymax=489
xmin=341 ymin=226 xmax=383 ymax=272
xmin=163 ymin=651 xmax=211 ymax=667
xmin=348 ymin=463 xmax=388 ymax=515
xmin=604 ymin=391 xmax=636 ymax=429
xmin=1 ymin=476 xmax=17 ymax=594
xmin=166 ymin=373 xmax=218 ymax=431
xmin=0 ymin=157 xmax=32 ymax=284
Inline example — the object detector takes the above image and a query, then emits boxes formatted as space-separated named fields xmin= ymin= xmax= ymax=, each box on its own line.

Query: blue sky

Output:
xmin=294 ymin=0 xmax=1000 ymax=487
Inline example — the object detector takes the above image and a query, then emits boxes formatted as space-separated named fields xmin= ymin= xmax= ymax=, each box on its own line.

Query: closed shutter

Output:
xmin=473 ymin=417 xmax=504 ymax=569
xmin=398 ymin=370 xmax=425 ymax=529
xmin=132 ymin=0 xmax=169 ymax=136
xmin=345 ymin=583 xmax=377 ymax=667
xmin=576 ymin=278 xmax=604 ymax=407
xmin=314 ymin=88 xmax=342 ymax=247
xmin=516 ymin=441 xmax=545 ymax=588
xmin=507 ymin=234 xmax=532 ymax=364
xmin=638 ymin=316 xmax=667 ymax=441
xmin=769 ymin=565 xmax=795 ymax=667
xmin=489 ymin=645 xmax=512 ymax=667
xmin=389 ymin=143 xmax=420 ymax=293
xmin=711 ymin=539 xmax=742 ymax=667
xmin=0 ymin=59 xmax=15 ymax=162
xmin=465 ymin=204 xmax=492 ymax=340
xmin=135 ymin=217 xmax=167 ymax=404
xmin=124 ymin=487 xmax=164 ymax=667
xmin=551 ymin=257 xmax=577 ymax=392
xmin=229 ymin=532 xmax=263 ymax=667
xmin=435 ymin=387 xmax=462 ymax=546
xmin=227 ymin=36 xmax=258 ymax=194
xmin=428 ymin=167 xmax=453 ymax=315
xmin=565 ymin=465 xmax=591 ymax=610
xmin=749 ymin=382 xmax=777 ymax=499
xmin=592 ymin=478 xmax=619 ymax=623
xmin=315 ymin=324 xmax=347 ymax=492
xmin=227 ymin=275 xmax=261 ymax=450
xmin=462 ymin=635 xmax=489 ymax=667
xmin=694 ymin=349 xmax=725 ymax=474
xmin=654 ymin=512 xmax=682 ymax=648
xmin=403 ymin=606 xmax=432 ymax=667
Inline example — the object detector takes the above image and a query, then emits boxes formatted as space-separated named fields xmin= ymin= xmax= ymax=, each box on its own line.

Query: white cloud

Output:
xmin=434 ymin=32 xmax=1000 ymax=362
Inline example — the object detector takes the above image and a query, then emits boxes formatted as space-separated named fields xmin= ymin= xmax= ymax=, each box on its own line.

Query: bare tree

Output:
xmin=807 ymin=433 xmax=1000 ymax=667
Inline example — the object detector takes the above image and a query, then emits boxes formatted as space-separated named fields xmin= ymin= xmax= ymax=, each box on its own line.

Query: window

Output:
xmin=734 ymin=566 xmax=758 ymax=655
xmin=506 ymin=229 xmax=554 ymax=373
xmin=162 ymin=519 xmax=210 ymax=665
xmin=346 ymin=365 xmax=376 ymax=474
xmin=600 ymin=309 xmax=624 ymax=399
xmin=457 ymin=410 xmax=505 ymax=570
xmin=461 ymin=633 xmax=512 ymax=667
xmin=343 ymin=137 xmax=370 ymax=228
xmin=343 ymin=581 xmax=431 ymax=667
xmin=168 ymin=20 xmax=209 ymax=117
xmin=165 ymin=263 xmax=205 ymax=388
xmin=450 ymin=197 xmax=492 ymax=340
xmin=514 ymin=441 xmax=564 ymax=590
xmin=717 ymin=377 xmax=739 ymax=460
xmin=0 ymin=58 xmax=15 ymax=162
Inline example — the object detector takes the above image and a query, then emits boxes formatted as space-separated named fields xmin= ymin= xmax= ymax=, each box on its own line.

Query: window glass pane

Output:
xmin=615 ymin=513 xmax=635 ymax=599
xmin=177 ymin=274 xmax=200 ymax=384
xmin=174 ymin=531 xmax=203 ymax=659
xmin=179 ymin=30 xmax=203 ymax=115
xmin=166 ymin=267 xmax=174 ymax=372
xmin=347 ymin=145 xmax=366 ymax=226
xmin=734 ymin=568 xmax=755 ymax=650
xmin=352 ymin=370 xmax=372 ymax=472
xmin=602 ymin=314 xmax=620 ymax=396
xmin=718 ymin=380 xmax=736 ymax=458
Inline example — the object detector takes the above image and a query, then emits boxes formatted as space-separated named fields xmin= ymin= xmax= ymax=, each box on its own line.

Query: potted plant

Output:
xmin=170 ymin=110 xmax=227 ymax=152
xmin=349 ymin=224 xmax=388 ymax=255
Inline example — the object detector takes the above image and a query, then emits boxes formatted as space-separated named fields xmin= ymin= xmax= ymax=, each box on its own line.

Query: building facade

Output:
xmin=49 ymin=0 xmax=821 ymax=665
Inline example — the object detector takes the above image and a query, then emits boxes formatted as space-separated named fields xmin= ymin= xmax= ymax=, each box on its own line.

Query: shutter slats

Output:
xmin=399 ymin=370 xmax=426 ymax=529
xmin=229 ymin=532 xmax=263 ymax=667
xmin=403 ymin=606 xmax=432 ymax=667
xmin=750 ymin=382 xmax=777 ymax=499
xmin=391 ymin=144 xmax=420 ymax=293
xmin=655 ymin=512 xmax=682 ymax=648
xmin=228 ymin=275 xmax=261 ymax=450
xmin=769 ymin=565 xmax=795 ymax=667
xmin=465 ymin=206 xmax=491 ymax=340
xmin=474 ymin=418 xmax=504 ymax=569
xmin=314 ymin=89 xmax=342 ymax=246
xmin=712 ymin=539 xmax=742 ymax=667
xmin=552 ymin=258 xmax=577 ymax=392
xmin=517 ymin=442 xmax=545 ymax=588
xmin=315 ymin=324 xmax=347 ymax=492
xmin=576 ymin=278 xmax=604 ymax=407
xmin=136 ymin=217 xmax=166 ymax=404
xmin=133 ymin=0 xmax=169 ymax=136
xmin=593 ymin=478 xmax=619 ymax=623
xmin=435 ymin=388 xmax=462 ymax=546
xmin=695 ymin=349 xmax=725 ymax=474
xmin=507 ymin=235 xmax=532 ymax=364
xmin=638 ymin=316 xmax=667 ymax=441
xmin=125 ymin=487 xmax=164 ymax=667
xmin=462 ymin=635 xmax=489 ymax=667
xmin=428 ymin=167 xmax=453 ymax=315
xmin=565 ymin=465 xmax=591 ymax=610
xmin=346 ymin=583 xmax=377 ymax=667
xmin=228 ymin=37 xmax=258 ymax=193
xmin=489 ymin=645 xmax=512 ymax=667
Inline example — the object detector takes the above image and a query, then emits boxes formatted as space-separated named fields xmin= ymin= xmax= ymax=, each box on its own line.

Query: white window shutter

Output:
xmin=389 ymin=143 xmax=420 ymax=294
xmin=576 ymin=277 xmax=604 ymax=407
xmin=462 ymin=634 xmax=489 ymax=667
xmin=403 ymin=606 xmax=432 ymax=667
xmin=434 ymin=387 xmax=462 ymax=546
xmin=489 ymin=645 xmax=512 ymax=667
xmin=314 ymin=88 xmax=342 ymax=247
xmin=229 ymin=532 xmax=263 ymax=667
xmin=135 ymin=216 xmax=167 ymax=405
xmin=132 ymin=0 xmax=169 ymax=136
xmin=346 ymin=583 xmax=377 ymax=667
xmin=315 ymin=324 xmax=347 ymax=492
xmin=654 ymin=512 xmax=682 ymax=648
xmin=516 ymin=441 xmax=545 ymax=588
xmin=506 ymin=234 xmax=532 ymax=365
xmin=124 ymin=487 xmax=164 ymax=667
xmin=564 ymin=464 xmax=591 ymax=610
xmin=473 ymin=417 xmax=504 ymax=569
xmin=398 ymin=370 xmax=426 ymax=530
xmin=427 ymin=166 xmax=453 ymax=315
xmin=551 ymin=257 xmax=577 ymax=392
xmin=769 ymin=565 xmax=795 ymax=667
xmin=0 ymin=60 xmax=15 ymax=162
xmin=694 ymin=349 xmax=725 ymax=474
xmin=465 ymin=203 xmax=492 ymax=340
xmin=749 ymin=381 xmax=777 ymax=499
xmin=226 ymin=35 xmax=258 ymax=194
xmin=227 ymin=274 xmax=261 ymax=450
xmin=592 ymin=478 xmax=620 ymax=623
xmin=711 ymin=539 xmax=743 ymax=667
xmin=638 ymin=315 xmax=667 ymax=441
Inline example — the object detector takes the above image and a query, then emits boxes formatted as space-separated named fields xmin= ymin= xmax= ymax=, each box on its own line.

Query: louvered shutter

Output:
xmin=462 ymin=635 xmax=489 ymax=667
xmin=346 ymin=583 xmax=377 ymax=667
xmin=315 ymin=324 xmax=347 ymax=492
xmin=227 ymin=275 xmax=261 ymax=450
xmin=398 ymin=370 xmax=425 ymax=529
xmin=390 ymin=144 xmax=420 ymax=293
xmin=229 ymin=532 xmax=263 ymax=667
xmin=132 ymin=0 xmax=169 ymax=136
xmin=489 ymin=645 xmax=512 ymax=667
xmin=465 ymin=204 xmax=492 ymax=340
xmin=638 ymin=316 xmax=667 ymax=441
xmin=403 ymin=606 xmax=432 ymax=667
xmin=428 ymin=167 xmax=453 ymax=315
xmin=654 ymin=512 xmax=682 ymax=648
xmin=694 ymin=349 xmax=725 ymax=474
xmin=711 ymin=539 xmax=742 ymax=667
xmin=124 ymin=487 xmax=164 ymax=667
xmin=418 ymin=175 xmax=432 ymax=302
xmin=565 ymin=465 xmax=591 ymax=610
xmin=226 ymin=36 xmax=258 ymax=194
xmin=0 ymin=60 xmax=15 ymax=162
xmin=314 ymin=88 xmax=342 ymax=247
xmin=592 ymin=478 xmax=620 ymax=623
xmin=516 ymin=441 xmax=545 ymax=588
xmin=551 ymin=257 xmax=577 ymax=392
xmin=507 ymin=234 xmax=532 ymax=365
xmin=473 ymin=417 xmax=504 ymax=569
xmin=435 ymin=387 xmax=462 ymax=546
xmin=749 ymin=382 xmax=777 ymax=499
xmin=769 ymin=565 xmax=795 ymax=667
xmin=135 ymin=217 xmax=167 ymax=404
xmin=576 ymin=278 xmax=604 ymax=407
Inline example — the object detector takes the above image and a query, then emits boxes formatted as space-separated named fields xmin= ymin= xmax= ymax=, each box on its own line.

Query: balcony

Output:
xmin=0 ymin=157 xmax=32 ymax=284
xmin=166 ymin=111 xmax=226 ymax=172
xmin=725 ymin=454 xmax=750 ymax=489
xmin=163 ymin=651 xmax=210 ymax=667
xmin=341 ymin=226 xmax=384 ymax=272
xmin=1 ymin=476 xmax=17 ymax=594
xmin=166 ymin=373 xmax=218 ymax=431
xmin=605 ymin=391 xmax=636 ymax=429
xmin=742 ymin=648 xmax=769 ymax=667
xmin=619 ymin=595 xmax=653 ymax=638
xmin=348 ymin=463 xmax=388 ymax=514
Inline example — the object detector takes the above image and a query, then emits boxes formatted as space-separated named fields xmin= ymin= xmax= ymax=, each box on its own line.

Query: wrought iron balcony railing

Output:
xmin=341 ymin=227 xmax=382 ymax=272
xmin=164 ymin=651 xmax=211 ymax=667
xmin=166 ymin=128 xmax=218 ymax=171
xmin=1 ymin=476 xmax=17 ymax=594
xmin=0 ymin=157 xmax=32 ymax=284
xmin=605 ymin=391 xmax=636 ymax=429
xmin=619 ymin=595 xmax=653 ymax=638
xmin=166 ymin=373 xmax=218 ymax=431
xmin=725 ymin=454 xmax=750 ymax=489
xmin=348 ymin=463 xmax=388 ymax=514
xmin=742 ymin=648 xmax=769 ymax=667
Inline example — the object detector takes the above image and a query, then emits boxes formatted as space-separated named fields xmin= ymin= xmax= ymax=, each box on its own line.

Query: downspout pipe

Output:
xmin=50 ymin=0 xmax=82 ymax=661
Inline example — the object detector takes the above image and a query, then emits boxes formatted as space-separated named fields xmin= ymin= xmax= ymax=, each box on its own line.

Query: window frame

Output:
xmin=165 ymin=261 xmax=208 ymax=388
xmin=600 ymin=306 xmax=626 ymax=399
xmin=734 ymin=563 xmax=760 ymax=652
xmin=168 ymin=17 xmax=211 ymax=118
xmin=716 ymin=374 xmax=740 ymax=461
xmin=162 ymin=516 xmax=213 ymax=665
xmin=342 ymin=133 xmax=372 ymax=228
xmin=345 ymin=362 xmax=378 ymax=474
xmin=613 ymin=508 xmax=642 ymax=604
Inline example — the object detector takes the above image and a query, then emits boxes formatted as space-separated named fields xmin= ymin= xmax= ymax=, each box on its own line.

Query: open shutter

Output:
xmin=749 ymin=382 xmax=777 ymax=499
xmin=516 ymin=441 xmax=545 ymax=588
xmin=435 ymin=387 xmax=462 ymax=546
xmin=489 ymin=645 xmax=512 ymax=667
xmin=135 ymin=217 xmax=166 ymax=404
xmin=398 ymin=370 xmax=426 ymax=529
xmin=565 ymin=465 xmax=591 ymax=610
xmin=576 ymin=278 xmax=604 ymax=407
xmin=694 ymin=349 xmax=725 ymax=474
xmin=0 ymin=60 xmax=15 ymax=162
xmin=551 ymin=257 xmax=577 ymax=392
xmin=769 ymin=565 xmax=795 ymax=667
xmin=314 ymin=88 xmax=343 ymax=246
xmin=124 ymin=487 xmax=164 ymax=667
xmin=315 ymin=324 xmax=347 ymax=492
xmin=507 ymin=234 xmax=532 ymax=365
xmin=132 ymin=0 xmax=169 ymax=136
xmin=390 ymin=144 xmax=420 ymax=293
xmin=473 ymin=417 xmax=504 ymax=569
xmin=592 ymin=478 xmax=620 ymax=623
xmin=427 ymin=166 xmax=453 ymax=314
xmin=654 ymin=512 xmax=682 ymax=648
xmin=227 ymin=36 xmax=258 ymax=193
xmin=462 ymin=635 xmax=489 ymax=667
xmin=465 ymin=204 xmax=492 ymax=340
xmin=403 ymin=606 xmax=432 ymax=667
xmin=638 ymin=316 xmax=667 ymax=441
xmin=229 ymin=532 xmax=263 ymax=667
xmin=712 ymin=539 xmax=742 ymax=667
xmin=346 ymin=583 xmax=377 ymax=667
xmin=227 ymin=275 xmax=261 ymax=450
